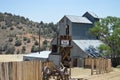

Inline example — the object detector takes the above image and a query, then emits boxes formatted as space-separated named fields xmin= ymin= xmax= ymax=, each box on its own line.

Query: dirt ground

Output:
xmin=0 ymin=54 xmax=23 ymax=62
xmin=71 ymin=67 xmax=120 ymax=80
xmin=48 ymin=67 xmax=120 ymax=80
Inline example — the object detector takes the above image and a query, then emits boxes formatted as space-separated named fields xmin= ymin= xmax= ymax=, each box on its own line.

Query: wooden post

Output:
xmin=91 ymin=58 xmax=94 ymax=75
xmin=103 ymin=59 xmax=106 ymax=73
xmin=69 ymin=61 xmax=72 ymax=79
xmin=96 ymin=58 xmax=99 ymax=74
xmin=99 ymin=58 xmax=102 ymax=74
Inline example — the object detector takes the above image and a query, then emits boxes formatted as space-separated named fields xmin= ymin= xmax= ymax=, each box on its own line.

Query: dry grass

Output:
xmin=15 ymin=33 xmax=51 ymax=54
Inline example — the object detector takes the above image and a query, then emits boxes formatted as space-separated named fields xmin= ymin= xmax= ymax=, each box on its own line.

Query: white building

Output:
xmin=23 ymin=51 xmax=51 ymax=62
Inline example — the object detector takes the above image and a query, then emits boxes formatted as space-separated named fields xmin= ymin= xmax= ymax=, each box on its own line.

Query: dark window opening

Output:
xmin=24 ymin=59 xmax=30 ymax=61
xmin=52 ymin=45 xmax=57 ymax=52
xmin=66 ymin=24 xmax=69 ymax=35
xmin=73 ymin=58 xmax=77 ymax=67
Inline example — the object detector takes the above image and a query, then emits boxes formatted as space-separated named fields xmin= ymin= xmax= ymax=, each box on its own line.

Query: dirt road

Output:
xmin=71 ymin=68 xmax=120 ymax=80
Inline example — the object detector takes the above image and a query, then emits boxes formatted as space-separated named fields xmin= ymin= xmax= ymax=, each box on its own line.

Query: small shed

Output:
xmin=71 ymin=40 xmax=103 ymax=67
xmin=23 ymin=51 xmax=51 ymax=62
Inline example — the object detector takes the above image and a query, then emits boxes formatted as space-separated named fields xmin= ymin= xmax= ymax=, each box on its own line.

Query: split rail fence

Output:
xmin=0 ymin=61 xmax=42 ymax=80
xmin=84 ymin=58 xmax=112 ymax=75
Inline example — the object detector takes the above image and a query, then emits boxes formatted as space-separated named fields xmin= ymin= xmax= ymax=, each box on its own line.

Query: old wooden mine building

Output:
xmin=23 ymin=12 xmax=103 ymax=68
xmin=49 ymin=12 xmax=103 ymax=67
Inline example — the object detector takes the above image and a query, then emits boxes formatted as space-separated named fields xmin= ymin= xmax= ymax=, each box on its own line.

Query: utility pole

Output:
xmin=39 ymin=25 xmax=41 ymax=54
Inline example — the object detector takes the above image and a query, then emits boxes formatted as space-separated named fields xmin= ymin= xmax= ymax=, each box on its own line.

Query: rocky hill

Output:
xmin=0 ymin=12 xmax=58 ymax=54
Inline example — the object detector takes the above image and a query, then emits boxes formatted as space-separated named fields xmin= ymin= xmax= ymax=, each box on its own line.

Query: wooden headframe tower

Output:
xmin=59 ymin=25 xmax=72 ymax=67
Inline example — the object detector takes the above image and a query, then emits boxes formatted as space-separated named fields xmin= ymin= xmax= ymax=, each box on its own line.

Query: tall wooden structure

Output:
xmin=51 ymin=12 xmax=102 ymax=67
xmin=59 ymin=25 xmax=72 ymax=67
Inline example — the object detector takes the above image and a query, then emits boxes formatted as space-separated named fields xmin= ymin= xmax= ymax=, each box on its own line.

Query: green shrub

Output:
xmin=43 ymin=40 xmax=48 ymax=46
xmin=27 ymin=38 xmax=30 ymax=43
xmin=8 ymin=33 xmax=16 ymax=37
xmin=0 ymin=46 xmax=2 ymax=52
xmin=8 ymin=37 xmax=13 ymax=42
xmin=16 ymin=36 xmax=18 ymax=40
xmin=23 ymin=37 xmax=27 ymax=41
xmin=16 ymin=49 xmax=20 ymax=54
xmin=34 ymin=40 xmax=39 ymax=45
xmin=31 ymin=45 xmax=38 ymax=52
xmin=10 ymin=27 xmax=14 ymax=30
xmin=2 ymin=43 xmax=7 ymax=51
xmin=4 ymin=43 xmax=15 ymax=54
xmin=15 ymin=39 xmax=22 ymax=46
xmin=1 ymin=26 xmax=6 ymax=29
xmin=22 ymin=46 xmax=26 ymax=54
xmin=6 ymin=45 xmax=15 ymax=54
xmin=17 ymin=26 xmax=23 ymax=29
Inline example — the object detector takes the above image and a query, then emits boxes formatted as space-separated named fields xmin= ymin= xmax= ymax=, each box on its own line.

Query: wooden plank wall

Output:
xmin=0 ymin=61 xmax=42 ymax=80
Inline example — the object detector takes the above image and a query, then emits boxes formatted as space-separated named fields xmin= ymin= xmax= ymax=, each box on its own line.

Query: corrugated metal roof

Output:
xmin=73 ymin=40 xmax=103 ymax=57
xmin=24 ymin=51 xmax=51 ymax=58
xmin=51 ymin=37 xmax=57 ymax=45
xmin=87 ymin=11 xmax=99 ymax=18
xmin=65 ymin=15 xmax=92 ymax=24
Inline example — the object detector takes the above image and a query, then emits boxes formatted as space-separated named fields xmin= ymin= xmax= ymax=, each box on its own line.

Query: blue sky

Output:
xmin=0 ymin=0 xmax=120 ymax=23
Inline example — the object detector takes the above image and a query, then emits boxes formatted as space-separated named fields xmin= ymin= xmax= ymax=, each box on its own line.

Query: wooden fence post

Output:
xmin=91 ymin=58 xmax=94 ymax=75
xmin=96 ymin=58 xmax=99 ymax=74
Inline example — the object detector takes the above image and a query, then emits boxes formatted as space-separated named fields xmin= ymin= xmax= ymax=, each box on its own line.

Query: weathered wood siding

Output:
xmin=0 ymin=61 xmax=42 ymax=80
xmin=72 ymin=23 xmax=95 ymax=39
xmin=84 ymin=58 xmax=112 ymax=75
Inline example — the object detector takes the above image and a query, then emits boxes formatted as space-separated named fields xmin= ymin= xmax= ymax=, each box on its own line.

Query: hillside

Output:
xmin=0 ymin=12 xmax=58 ymax=54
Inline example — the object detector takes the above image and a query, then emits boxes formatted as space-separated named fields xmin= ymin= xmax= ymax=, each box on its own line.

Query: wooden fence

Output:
xmin=0 ymin=61 xmax=42 ymax=80
xmin=0 ymin=58 xmax=112 ymax=80
xmin=84 ymin=58 xmax=112 ymax=75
